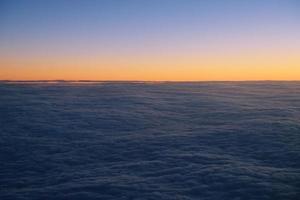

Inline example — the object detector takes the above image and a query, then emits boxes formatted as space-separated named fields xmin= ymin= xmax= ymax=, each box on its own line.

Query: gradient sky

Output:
xmin=0 ymin=0 xmax=299 ymax=81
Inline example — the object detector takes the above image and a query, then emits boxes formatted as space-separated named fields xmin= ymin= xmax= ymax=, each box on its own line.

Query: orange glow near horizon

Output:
xmin=1 ymin=53 xmax=299 ymax=81
xmin=0 ymin=63 xmax=300 ymax=81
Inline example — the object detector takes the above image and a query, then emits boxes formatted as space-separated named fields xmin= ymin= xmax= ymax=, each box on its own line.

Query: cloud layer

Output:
xmin=0 ymin=82 xmax=299 ymax=199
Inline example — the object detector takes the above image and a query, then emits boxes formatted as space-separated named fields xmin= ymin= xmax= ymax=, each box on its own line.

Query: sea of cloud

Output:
xmin=0 ymin=82 xmax=299 ymax=199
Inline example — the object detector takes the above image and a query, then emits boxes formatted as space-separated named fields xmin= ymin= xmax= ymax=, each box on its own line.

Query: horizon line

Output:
xmin=1 ymin=79 xmax=300 ymax=83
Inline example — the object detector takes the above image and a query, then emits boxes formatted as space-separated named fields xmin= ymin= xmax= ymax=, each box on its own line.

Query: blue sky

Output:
xmin=0 ymin=0 xmax=299 ymax=80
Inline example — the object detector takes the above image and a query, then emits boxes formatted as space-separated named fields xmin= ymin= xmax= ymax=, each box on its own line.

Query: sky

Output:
xmin=0 ymin=0 xmax=299 ymax=81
